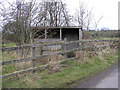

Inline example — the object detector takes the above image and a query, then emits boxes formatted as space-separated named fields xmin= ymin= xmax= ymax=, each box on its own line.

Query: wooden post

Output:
xmin=60 ymin=28 xmax=62 ymax=40
xmin=45 ymin=29 xmax=47 ymax=39
xmin=94 ymin=39 xmax=97 ymax=55
xmin=18 ymin=47 xmax=20 ymax=59
xmin=32 ymin=45 xmax=36 ymax=67
xmin=79 ymin=28 xmax=82 ymax=46
xmin=79 ymin=28 xmax=82 ymax=41
xmin=64 ymin=38 xmax=67 ymax=58
xmin=109 ymin=39 xmax=113 ymax=49
xmin=39 ymin=45 xmax=43 ymax=56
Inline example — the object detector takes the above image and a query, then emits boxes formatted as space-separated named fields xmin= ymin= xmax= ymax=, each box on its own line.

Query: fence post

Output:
xmin=64 ymin=38 xmax=67 ymax=58
xmin=18 ymin=47 xmax=20 ymax=59
xmin=45 ymin=29 xmax=47 ymax=39
xmin=39 ymin=45 xmax=43 ymax=56
xmin=32 ymin=45 xmax=36 ymax=67
xmin=94 ymin=39 xmax=97 ymax=55
xmin=110 ymin=39 xmax=113 ymax=49
xmin=60 ymin=28 xmax=62 ymax=40
xmin=79 ymin=28 xmax=82 ymax=46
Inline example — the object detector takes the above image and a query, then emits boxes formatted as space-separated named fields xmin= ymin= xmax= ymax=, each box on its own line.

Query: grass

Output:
xmin=2 ymin=51 xmax=17 ymax=62
xmin=2 ymin=65 xmax=16 ymax=75
xmin=2 ymin=49 xmax=118 ymax=88
xmin=2 ymin=42 xmax=16 ymax=47
xmin=95 ymin=37 xmax=119 ymax=39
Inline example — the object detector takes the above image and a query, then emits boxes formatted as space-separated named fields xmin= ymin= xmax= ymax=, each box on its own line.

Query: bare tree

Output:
xmin=75 ymin=2 xmax=94 ymax=31
xmin=75 ymin=1 xmax=103 ymax=39
xmin=1 ymin=0 xmax=42 ymax=45
xmin=1 ymin=0 xmax=72 ymax=45
xmin=38 ymin=1 xmax=71 ymax=27
xmin=93 ymin=16 xmax=103 ymax=31
xmin=32 ymin=1 xmax=72 ymax=39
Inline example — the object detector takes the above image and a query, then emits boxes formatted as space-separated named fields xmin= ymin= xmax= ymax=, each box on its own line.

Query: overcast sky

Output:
xmin=1 ymin=0 xmax=119 ymax=30
xmin=65 ymin=0 xmax=119 ymax=30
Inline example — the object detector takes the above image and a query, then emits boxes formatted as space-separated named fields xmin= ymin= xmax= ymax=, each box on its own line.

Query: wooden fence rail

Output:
xmin=1 ymin=39 xmax=119 ymax=78
xmin=1 ymin=39 xmax=118 ymax=52
xmin=1 ymin=44 xmax=117 ymax=66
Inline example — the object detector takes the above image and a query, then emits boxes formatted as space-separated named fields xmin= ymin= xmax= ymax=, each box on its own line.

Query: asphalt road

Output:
xmin=77 ymin=63 xmax=118 ymax=88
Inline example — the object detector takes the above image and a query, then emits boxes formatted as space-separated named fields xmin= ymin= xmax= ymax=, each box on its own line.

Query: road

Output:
xmin=77 ymin=63 xmax=118 ymax=88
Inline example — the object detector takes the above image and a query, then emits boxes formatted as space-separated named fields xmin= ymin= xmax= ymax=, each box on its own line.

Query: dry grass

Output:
xmin=47 ymin=63 xmax=62 ymax=74
xmin=97 ymin=44 xmax=116 ymax=60
xmin=35 ymin=48 xmax=64 ymax=66
xmin=9 ymin=72 xmax=40 ymax=82
xmin=15 ymin=61 xmax=33 ymax=71
xmin=17 ymin=48 xmax=31 ymax=59
xmin=46 ymin=49 xmax=64 ymax=74
xmin=23 ymin=72 xmax=41 ymax=82
xmin=96 ymin=41 xmax=109 ymax=46
xmin=48 ymin=54 xmax=64 ymax=64
xmin=75 ymin=50 xmax=89 ymax=63
xmin=35 ymin=57 xmax=49 ymax=65
xmin=35 ymin=54 xmax=64 ymax=66
xmin=2 ymin=48 xmax=31 ymax=62
xmin=35 ymin=48 xmax=65 ymax=74
xmin=75 ymin=42 xmax=112 ymax=63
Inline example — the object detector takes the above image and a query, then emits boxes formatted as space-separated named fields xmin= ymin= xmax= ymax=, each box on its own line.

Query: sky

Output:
xmin=0 ymin=0 xmax=119 ymax=30
xmin=64 ymin=0 xmax=119 ymax=30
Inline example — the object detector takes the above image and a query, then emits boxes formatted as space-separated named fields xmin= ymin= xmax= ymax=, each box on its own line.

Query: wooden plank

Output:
xmin=1 ymin=45 xmax=31 ymax=52
xmin=96 ymin=45 xmax=108 ymax=48
xmin=1 ymin=57 xmax=32 ymax=65
xmin=1 ymin=57 xmax=76 ymax=78
xmin=1 ymin=51 xmax=63 ymax=65
xmin=1 ymin=39 xmax=118 ymax=52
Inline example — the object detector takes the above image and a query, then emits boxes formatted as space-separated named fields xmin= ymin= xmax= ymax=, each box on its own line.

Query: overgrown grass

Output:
xmin=2 ymin=49 xmax=118 ymax=88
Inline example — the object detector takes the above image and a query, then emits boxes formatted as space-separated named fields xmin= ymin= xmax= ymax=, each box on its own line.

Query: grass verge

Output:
xmin=2 ymin=49 xmax=118 ymax=88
